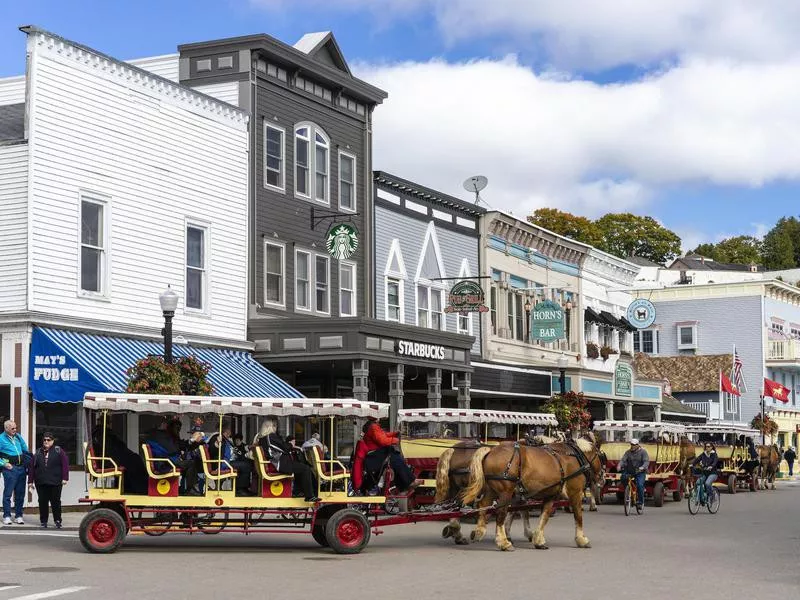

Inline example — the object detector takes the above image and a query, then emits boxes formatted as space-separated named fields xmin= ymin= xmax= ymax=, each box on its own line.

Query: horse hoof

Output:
xmin=455 ymin=537 xmax=470 ymax=546
xmin=534 ymin=544 xmax=549 ymax=550
xmin=442 ymin=526 xmax=453 ymax=539
xmin=500 ymin=543 xmax=515 ymax=552
xmin=576 ymin=539 xmax=592 ymax=548
xmin=589 ymin=506 xmax=598 ymax=512
xmin=527 ymin=535 xmax=534 ymax=543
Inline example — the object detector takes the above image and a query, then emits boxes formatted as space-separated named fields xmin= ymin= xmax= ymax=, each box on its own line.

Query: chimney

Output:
xmin=749 ymin=263 xmax=758 ymax=273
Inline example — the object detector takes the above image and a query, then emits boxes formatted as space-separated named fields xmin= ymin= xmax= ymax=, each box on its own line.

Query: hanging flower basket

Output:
xmin=586 ymin=342 xmax=600 ymax=359
xmin=751 ymin=414 xmax=778 ymax=436
xmin=543 ymin=391 xmax=592 ymax=433
xmin=126 ymin=354 xmax=213 ymax=396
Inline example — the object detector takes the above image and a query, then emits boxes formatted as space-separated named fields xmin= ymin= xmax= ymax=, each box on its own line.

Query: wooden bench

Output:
xmin=306 ymin=446 xmax=350 ymax=493
xmin=198 ymin=444 xmax=237 ymax=491
xmin=85 ymin=442 xmax=124 ymax=493
xmin=254 ymin=446 xmax=293 ymax=498
xmin=141 ymin=443 xmax=181 ymax=497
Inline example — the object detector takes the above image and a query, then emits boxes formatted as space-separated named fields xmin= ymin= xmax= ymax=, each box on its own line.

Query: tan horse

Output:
xmin=676 ymin=435 xmax=698 ymax=497
xmin=757 ymin=445 xmax=780 ymax=490
xmin=462 ymin=433 xmax=605 ymax=551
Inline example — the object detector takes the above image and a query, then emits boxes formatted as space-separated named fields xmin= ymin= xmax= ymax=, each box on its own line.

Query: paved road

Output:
xmin=0 ymin=482 xmax=798 ymax=600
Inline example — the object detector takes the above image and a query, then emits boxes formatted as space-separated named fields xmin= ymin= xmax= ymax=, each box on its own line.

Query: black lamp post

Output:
xmin=557 ymin=355 xmax=569 ymax=396
xmin=565 ymin=299 xmax=573 ymax=341
xmin=159 ymin=285 xmax=179 ymax=364
xmin=524 ymin=298 xmax=532 ymax=343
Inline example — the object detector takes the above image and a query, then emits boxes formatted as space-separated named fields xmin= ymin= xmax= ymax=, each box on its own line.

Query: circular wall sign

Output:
xmin=626 ymin=298 xmax=656 ymax=329
xmin=325 ymin=223 xmax=359 ymax=260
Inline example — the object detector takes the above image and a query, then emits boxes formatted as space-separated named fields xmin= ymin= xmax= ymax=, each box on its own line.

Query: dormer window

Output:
xmin=294 ymin=123 xmax=330 ymax=204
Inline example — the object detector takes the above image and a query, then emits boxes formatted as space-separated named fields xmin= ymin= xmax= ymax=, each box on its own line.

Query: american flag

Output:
xmin=732 ymin=345 xmax=747 ymax=393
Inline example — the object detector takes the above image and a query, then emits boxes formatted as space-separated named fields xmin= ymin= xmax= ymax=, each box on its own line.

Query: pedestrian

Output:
xmin=0 ymin=419 xmax=30 ymax=525
xmin=27 ymin=432 xmax=69 ymax=528
xmin=784 ymin=447 xmax=796 ymax=477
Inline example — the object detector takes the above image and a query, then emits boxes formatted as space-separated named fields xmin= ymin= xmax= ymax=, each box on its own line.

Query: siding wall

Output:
xmin=27 ymin=33 xmax=249 ymax=343
xmin=0 ymin=75 xmax=25 ymax=106
xmin=126 ymin=55 xmax=180 ymax=82
xmin=763 ymin=296 xmax=800 ymax=409
xmin=193 ymin=81 xmax=240 ymax=106
xmin=652 ymin=295 xmax=763 ymax=422
xmin=0 ymin=143 xmax=28 ymax=312
xmin=374 ymin=203 xmax=481 ymax=354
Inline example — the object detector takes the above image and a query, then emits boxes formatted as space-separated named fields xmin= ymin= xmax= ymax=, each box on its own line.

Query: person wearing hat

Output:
xmin=27 ymin=432 xmax=69 ymax=528
xmin=784 ymin=446 xmax=796 ymax=476
xmin=617 ymin=438 xmax=650 ymax=510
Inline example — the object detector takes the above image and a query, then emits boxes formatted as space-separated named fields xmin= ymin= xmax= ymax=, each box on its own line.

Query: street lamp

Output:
xmin=557 ymin=355 xmax=569 ymax=396
xmin=159 ymin=285 xmax=179 ymax=364
xmin=565 ymin=299 xmax=573 ymax=341
xmin=524 ymin=298 xmax=532 ymax=342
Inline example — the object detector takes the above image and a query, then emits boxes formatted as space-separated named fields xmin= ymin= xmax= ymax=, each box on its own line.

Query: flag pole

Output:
xmin=760 ymin=394 xmax=765 ymax=446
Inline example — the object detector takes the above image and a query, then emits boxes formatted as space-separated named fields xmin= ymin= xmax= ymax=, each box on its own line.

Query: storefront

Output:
xmin=467 ymin=361 xmax=552 ymax=412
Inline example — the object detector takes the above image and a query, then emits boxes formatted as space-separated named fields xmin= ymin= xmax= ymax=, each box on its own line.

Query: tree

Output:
xmin=763 ymin=227 xmax=795 ymax=269
xmin=595 ymin=213 xmax=682 ymax=264
xmin=692 ymin=243 xmax=720 ymax=260
xmin=528 ymin=208 xmax=603 ymax=247
xmin=707 ymin=236 xmax=763 ymax=265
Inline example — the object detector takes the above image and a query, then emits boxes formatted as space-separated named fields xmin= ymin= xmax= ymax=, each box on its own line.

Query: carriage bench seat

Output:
xmin=198 ymin=444 xmax=237 ymax=490
xmin=86 ymin=445 xmax=125 ymax=477
xmin=141 ymin=443 xmax=181 ymax=497
xmin=307 ymin=446 xmax=350 ymax=491
xmin=254 ymin=446 xmax=293 ymax=498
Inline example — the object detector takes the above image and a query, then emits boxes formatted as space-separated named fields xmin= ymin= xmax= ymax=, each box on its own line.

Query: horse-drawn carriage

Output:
xmin=684 ymin=424 xmax=761 ymax=493
xmin=593 ymin=420 xmax=689 ymax=507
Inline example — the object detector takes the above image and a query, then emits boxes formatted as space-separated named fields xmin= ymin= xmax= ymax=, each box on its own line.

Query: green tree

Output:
xmin=595 ymin=213 xmax=682 ymax=264
xmin=528 ymin=208 xmax=603 ymax=247
xmin=692 ymin=243 xmax=720 ymax=260
xmin=763 ymin=227 xmax=795 ymax=269
xmin=711 ymin=236 xmax=763 ymax=264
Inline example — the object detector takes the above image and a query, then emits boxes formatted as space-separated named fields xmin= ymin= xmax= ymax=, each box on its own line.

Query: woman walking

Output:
xmin=27 ymin=432 xmax=69 ymax=528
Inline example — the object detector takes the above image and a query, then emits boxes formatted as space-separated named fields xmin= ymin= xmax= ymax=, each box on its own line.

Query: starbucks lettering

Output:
xmin=396 ymin=341 xmax=446 ymax=360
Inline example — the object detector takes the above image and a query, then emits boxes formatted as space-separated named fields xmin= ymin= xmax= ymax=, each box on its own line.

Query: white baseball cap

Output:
xmin=630 ymin=438 xmax=640 ymax=445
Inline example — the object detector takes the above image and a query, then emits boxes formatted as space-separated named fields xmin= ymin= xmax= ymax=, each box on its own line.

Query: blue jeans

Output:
xmin=2 ymin=465 xmax=27 ymax=519
xmin=704 ymin=473 xmax=717 ymax=497
xmin=621 ymin=472 xmax=646 ymax=506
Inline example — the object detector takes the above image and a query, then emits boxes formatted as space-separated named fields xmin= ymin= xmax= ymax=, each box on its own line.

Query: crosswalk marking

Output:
xmin=8 ymin=586 xmax=89 ymax=600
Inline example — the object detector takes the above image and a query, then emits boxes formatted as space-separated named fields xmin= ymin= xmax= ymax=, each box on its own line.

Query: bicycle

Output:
xmin=688 ymin=471 xmax=720 ymax=515
xmin=621 ymin=471 xmax=643 ymax=516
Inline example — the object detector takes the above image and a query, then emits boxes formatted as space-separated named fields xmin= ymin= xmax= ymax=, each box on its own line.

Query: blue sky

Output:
xmin=2 ymin=0 xmax=799 ymax=252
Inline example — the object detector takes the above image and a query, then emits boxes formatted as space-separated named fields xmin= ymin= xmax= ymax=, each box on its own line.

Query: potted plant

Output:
xmin=586 ymin=342 xmax=600 ymax=359
xmin=543 ymin=391 xmax=592 ymax=434
xmin=751 ymin=414 xmax=779 ymax=437
xmin=126 ymin=354 xmax=214 ymax=396
xmin=600 ymin=345 xmax=616 ymax=360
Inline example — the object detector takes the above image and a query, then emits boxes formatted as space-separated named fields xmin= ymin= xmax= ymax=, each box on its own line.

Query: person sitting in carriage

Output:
xmin=737 ymin=437 xmax=760 ymax=474
xmin=618 ymin=438 xmax=649 ymax=511
xmin=691 ymin=442 xmax=719 ymax=499
xmin=352 ymin=417 xmax=420 ymax=495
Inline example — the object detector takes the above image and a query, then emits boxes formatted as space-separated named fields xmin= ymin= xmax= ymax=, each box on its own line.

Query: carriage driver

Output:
xmin=618 ymin=438 xmax=649 ymax=510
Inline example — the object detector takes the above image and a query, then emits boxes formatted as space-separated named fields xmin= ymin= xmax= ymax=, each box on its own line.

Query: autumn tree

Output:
xmin=528 ymin=208 xmax=603 ymax=247
xmin=595 ymin=213 xmax=682 ymax=264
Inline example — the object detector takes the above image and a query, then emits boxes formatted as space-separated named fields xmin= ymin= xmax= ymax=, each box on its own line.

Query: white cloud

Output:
xmin=355 ymin=55 xmax=800 ymax=220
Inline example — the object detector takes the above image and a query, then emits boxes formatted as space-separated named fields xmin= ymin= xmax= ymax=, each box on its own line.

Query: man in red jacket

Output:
xmin=352 ymin=418 xmax=419 ymax=494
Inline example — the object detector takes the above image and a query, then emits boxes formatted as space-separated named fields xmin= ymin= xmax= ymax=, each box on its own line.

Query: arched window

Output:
xmin=294 ymin=122 xmax=330 ymax=204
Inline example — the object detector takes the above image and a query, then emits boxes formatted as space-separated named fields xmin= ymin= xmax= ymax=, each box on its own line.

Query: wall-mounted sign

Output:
xmin=615 ymin=362 xmax=633 ymax=397
xmin=531 ymin=300 xmax=565 ymax=342
xmin=626 ymin=298 xmax=656 ymax=329
xmin=444 ymin=280 xmax=489 ymax=315
xmin=396 ymin=341 xmax=445 ymax=360
xmin=325 ymin=223 xmax=359 ymax=260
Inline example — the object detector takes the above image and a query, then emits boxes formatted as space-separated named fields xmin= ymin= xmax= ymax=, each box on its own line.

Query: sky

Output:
xmin=2 ymin=0 xmax=800 ymax=252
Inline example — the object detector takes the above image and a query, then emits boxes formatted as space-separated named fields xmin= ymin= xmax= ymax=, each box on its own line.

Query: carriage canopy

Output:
xmin=593 ymin=420 xmax=686 ymax=434
xmin=397 ymin=408 xmax=558 ymax=426
xmin=684 ymin=424 xmax=759 ymax=438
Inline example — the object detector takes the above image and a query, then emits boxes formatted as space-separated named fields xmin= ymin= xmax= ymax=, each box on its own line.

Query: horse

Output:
xmin=757 ymin=444 xmax=780 ymax=490
xmin=675 ymin=435 xmax=698 ymax=497
xmin=461 ymin=432 xmax=605 ymax=551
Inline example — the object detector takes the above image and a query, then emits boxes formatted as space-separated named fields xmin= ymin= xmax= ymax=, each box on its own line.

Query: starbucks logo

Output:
xmin=325 ymin=223 xmax=359 ymax=260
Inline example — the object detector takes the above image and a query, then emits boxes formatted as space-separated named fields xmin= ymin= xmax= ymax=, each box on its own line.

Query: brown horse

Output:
xmin=462 ymin=433 xmax=605 ymax=551
xmin=676 ymin=435 xmax=698 ymax=497
xmin=757 ymin=445 xmax=780 ymax=490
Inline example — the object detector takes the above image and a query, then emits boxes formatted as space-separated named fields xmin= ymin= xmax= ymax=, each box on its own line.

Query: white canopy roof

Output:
xmin=398 ymin=408 xmax=558 ymax=426
xmin=593 ymin=420 xmax=686 ymax=434
xmin=83 ymin=393 xmax=389 ymax=419
xmin=684 ymin=424 xmax=760 ymax=437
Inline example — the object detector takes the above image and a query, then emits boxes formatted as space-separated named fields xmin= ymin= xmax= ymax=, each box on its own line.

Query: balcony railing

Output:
xmin=768 ymin=339 xmax=800 ymax=361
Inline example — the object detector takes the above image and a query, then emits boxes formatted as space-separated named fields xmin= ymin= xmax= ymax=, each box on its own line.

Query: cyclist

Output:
xmin=618 ymin=438 xmax=649 ymax=511
xmin=691 ymin=442 xmax=719 ymax=501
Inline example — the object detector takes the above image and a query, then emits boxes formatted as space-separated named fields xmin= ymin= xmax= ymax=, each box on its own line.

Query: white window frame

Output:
xmin=386 ymin=276 xmax=403 ymax=323
xmin=294 ymin=249 xmax=311 ymax=312
xmin=263 ymin=240 xmax=286 ymax=309
xmin=264 ymin=123 xmax=285 ymax=193
xmin=633 ymin=329 xmax=659 ymax=355
xmin=339 ymin=261 xmax=357 ymax=317
xmin=315 ymin=254 xmax=330 ymax=315
xmin=184 ymin=221 xmax=210 ymax=314
xmin=294 ymin=122 xmax=330 ymax=205
xmin=415 ymin=283 xmax=446 ymax=331
xmin=384 ymin=239 xmax=408 ymax=324
xmin=677 ymin=322 xmax=698 ymax=350
xmin=78 ymin=192 xmax=110 ymax=299
xmin=338 ymin=150 xmax=357 ymax=212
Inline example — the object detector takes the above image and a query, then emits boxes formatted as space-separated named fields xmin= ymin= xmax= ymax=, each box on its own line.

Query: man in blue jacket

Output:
xmin=0 ymin=420 xmax=30 ymax=525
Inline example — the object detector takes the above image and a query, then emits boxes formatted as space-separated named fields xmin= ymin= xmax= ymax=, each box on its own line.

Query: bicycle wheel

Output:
xmin=623 ymin=484 xmax=631 ymax=516
xmin=706 ymin=488 xmax=720 ymax=514
xmin=635 ymin=491 xmax=643 ymax=515
xmin=687 ymin=487 xmax=701 ymax=515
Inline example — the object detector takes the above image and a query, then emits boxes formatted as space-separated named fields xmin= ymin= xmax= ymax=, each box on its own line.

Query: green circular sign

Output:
xmin=325 ymin=223 xmax=359 ymax=259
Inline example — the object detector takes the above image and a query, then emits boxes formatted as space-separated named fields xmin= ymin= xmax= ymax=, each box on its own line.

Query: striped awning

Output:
xmin=83 ymin=393 xmax=388 ymax=418
xmin=685 ymin=424 xmax=759 ymax=437
xmin=30 ymin=327 xmax=302 ymax=402
xmin=398 ymin=408 xmax=558 ymax=426
xmin=593 ymin=420 xmax=686 ymax=434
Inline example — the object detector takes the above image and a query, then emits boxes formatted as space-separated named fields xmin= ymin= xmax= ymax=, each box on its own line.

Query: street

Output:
xmin=0 ymin=482 xmax=797 ymax=600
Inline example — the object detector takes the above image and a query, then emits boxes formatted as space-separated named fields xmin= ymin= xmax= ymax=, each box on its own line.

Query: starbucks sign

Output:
xmin=531 ymin=300 xmax=565 ymax=342
xmin=325 ymin=223 xmax=359 ymax=259
xmin=444 ymin=280 xmax=489 ymax=314
xmin=615 ymin=362 xmax=633 ymax=397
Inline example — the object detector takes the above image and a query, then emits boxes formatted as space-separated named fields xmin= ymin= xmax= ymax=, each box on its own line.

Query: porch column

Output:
xmin=388 ymin=364 xmax=405 ymax=432
xmin=625 ymin=401 xmax=633 ymax=421
xmin=428 ymin=368 xmax=443 ymax=435
xmin=605 ymin=401 xmax=615 ymax=421
xmin=654 ymin=405 xmax=662 ymax=423
xmin=352 ymin=359 xmax=370 ymax=403
xmin=455 ymin=372 xmax=472 ymax=438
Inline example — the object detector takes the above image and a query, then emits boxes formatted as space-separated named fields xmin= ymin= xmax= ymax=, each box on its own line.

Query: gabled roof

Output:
xmin=634 ymin=353 xmax=733 ymax=393
xmin=294 ymin=32 xmax=351 ymax=75
xmin=0 ymin=103 xmax=24 ymax=142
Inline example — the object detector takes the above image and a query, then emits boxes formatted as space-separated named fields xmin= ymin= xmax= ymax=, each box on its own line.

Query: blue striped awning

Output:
xmin=29 ymin=327 xmax=302 ymax=403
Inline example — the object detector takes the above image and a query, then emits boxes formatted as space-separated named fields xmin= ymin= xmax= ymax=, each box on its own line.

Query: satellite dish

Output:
xmin=463 ymin=175 xmax=488 ymax=205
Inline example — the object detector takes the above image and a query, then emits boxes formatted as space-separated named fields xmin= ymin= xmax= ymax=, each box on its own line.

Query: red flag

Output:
xmin=720 ymin=371 xmax=740 ymax=396
xmin=764 ymin=378 xmax=790 ymax=403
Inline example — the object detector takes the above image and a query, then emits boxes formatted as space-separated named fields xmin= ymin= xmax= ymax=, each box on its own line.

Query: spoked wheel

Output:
xmin=80 ymin=508 xmax=126 ymax=554
xmin=196 ymin=511 xmax=229 ymax=534
xmin=707 ymin=488 xmax=721 ymax=514
xmin=133 ymin=511 xmax=174 ymax=537
xmin=727 ymin=474 xmax=737 ymax=494
xmin=687 ymin=487 xmax=701 ymax=515
xmin=623 ymin=485 xmax=632 ymax=516
xmin=325 ymin=508 xmax=370 ymax=554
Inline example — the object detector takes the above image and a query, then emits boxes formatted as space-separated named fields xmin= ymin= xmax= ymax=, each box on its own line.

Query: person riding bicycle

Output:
xmin=691 ymin=442 xmax=719 ymax=500
xmin=618 ymin=438 xmax=649 ymax=511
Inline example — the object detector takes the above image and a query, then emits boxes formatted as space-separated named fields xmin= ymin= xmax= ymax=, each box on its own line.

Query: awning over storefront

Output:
xmin=584 ymin=307 xmax=603 ymax=325
xmin=29 ymin=327 xmax=303 ymax=403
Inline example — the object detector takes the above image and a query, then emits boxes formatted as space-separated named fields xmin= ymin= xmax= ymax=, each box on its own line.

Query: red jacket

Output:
xmin=352 ymin=423 xmax=399 ymax=490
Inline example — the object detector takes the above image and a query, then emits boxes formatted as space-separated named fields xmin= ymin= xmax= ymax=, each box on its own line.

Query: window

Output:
xmin=315 ymin=255 xmax=329 ymax=313
xmin=294 ymin=123 xmax=330 ymax=203
xmin=458 ymin=313 xmax=470 ymax=335
xmin=676 ymin=322 xmax=698 ymax=349
xmin=339 ymin=152 xmax=356 ymax=211
xmin=264 ymin=242 xmax=285 ymax=307
xmin=416 ymin=285 xmax=445 ymax=330
xmin=186 ymin=225 xmax=206 ymax=310
xmin=490 ymin=286 xmax=497 ymax=335
xmin=431 ymin=289 xmax=443 ymax=330
xmin=264 ymin=124 xmax=284 ymax=191
xmin=417 ymin=286 xmax=429 ymax=328
xmin=507 ymin=292 xmax=524 ymax=341
xmin=387 ymin=278 xmax=402 ymax=322
xmin=295 ymin=250 xmax=310 ymax=311
xmin=340 ymin=262 xmax=356 ymax=317
xmin=80 ymin=197 xmax=106 ymax=294
xmin=633 ymin=329 xmax=659 ymax=354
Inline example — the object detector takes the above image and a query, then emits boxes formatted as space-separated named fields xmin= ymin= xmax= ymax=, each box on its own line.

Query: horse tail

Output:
xmin=461 ymin=446 xmax=493 ymax=505
xmin=434 ymin=448 xmax=455 ymax=503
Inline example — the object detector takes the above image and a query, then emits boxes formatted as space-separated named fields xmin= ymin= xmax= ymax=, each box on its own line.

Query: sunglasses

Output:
xmin=43 ymin=438 xmax=53 ymax=442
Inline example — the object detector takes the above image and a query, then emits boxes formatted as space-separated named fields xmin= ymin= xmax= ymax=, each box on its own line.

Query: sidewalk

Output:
xmin=1 ymin=511 xmax=84 ymax=532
